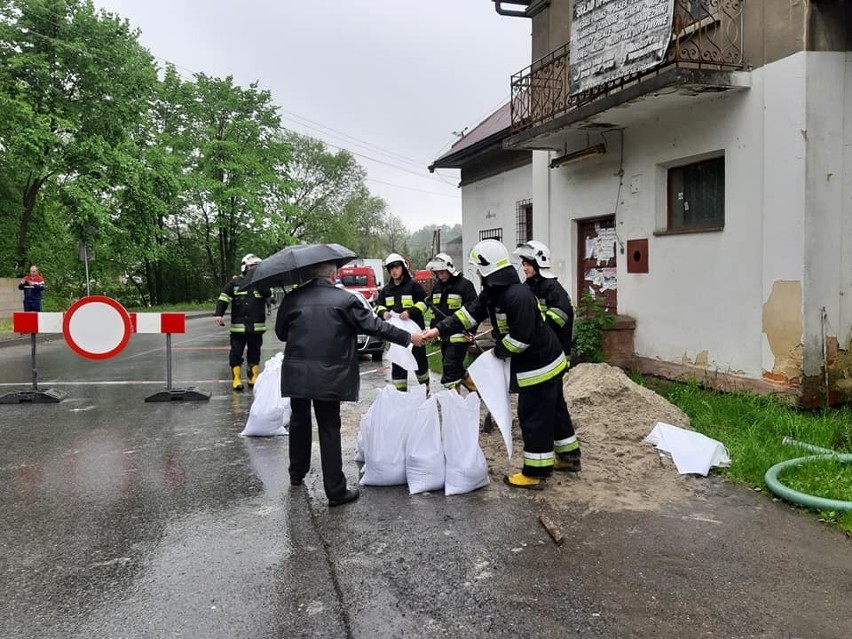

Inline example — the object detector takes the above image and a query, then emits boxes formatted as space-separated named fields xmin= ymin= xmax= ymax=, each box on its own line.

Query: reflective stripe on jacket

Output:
xmin=375 ymin=275 xmax=428 ymax=329
xmin=429 ymin=274 xmax=477 ymax=343
xmin=214 ymin=274 xmax=271 ymax=334
xmin=525 ymin=276 xmax=574 ymax=358
xmin=436 ymin=274 xmax=566 ymax=391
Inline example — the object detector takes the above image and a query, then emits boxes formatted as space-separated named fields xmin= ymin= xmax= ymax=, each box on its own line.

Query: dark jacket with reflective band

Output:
xmin=276 ymin=279 xmax=412 ymax=402
xmin=524 ymin=275 xmax=574 ymax=357
xmin=375 ymin=274 xmax=428 ymax=329
xmin=429 ymin=274 xmax=477 ymax=342
xmin=435 ymin=267 xmax=566 ymax=392
xmin=215 ymin=274 xmax=271 ymax=333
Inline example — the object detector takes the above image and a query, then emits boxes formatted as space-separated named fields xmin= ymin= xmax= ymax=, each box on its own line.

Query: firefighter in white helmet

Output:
xmin=214 ymin=253 xmax=272 ymax=391
xmin=514 ymin=240 xmax=580 ymax=469
xmin=376 ymin=253 xmax=430 ymax=391
xmin=513 ymin=240 xmax=575 ymax=359
xmin=425 ymin=252 xmax=477 ymax=390
xmin=421 ymin=239 xmax=580 ymax=489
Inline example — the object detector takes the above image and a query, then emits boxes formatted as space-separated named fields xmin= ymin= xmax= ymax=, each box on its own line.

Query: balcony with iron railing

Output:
xmin=508 ymin=0 xmax=747 ymax=146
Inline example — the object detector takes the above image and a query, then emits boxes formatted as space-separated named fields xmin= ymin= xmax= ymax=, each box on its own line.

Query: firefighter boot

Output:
xmin=231 ymin=366 xmax=244 ymax=392
xmin=554 ymin=452 xmax=582 ymax=473
xmin=247 ymin=364 xmax=260 ymax=387
xmin=461 ymin=374 xmax=477 ymax=393
xmin=503 ymin=472 xmax=544 ymax=491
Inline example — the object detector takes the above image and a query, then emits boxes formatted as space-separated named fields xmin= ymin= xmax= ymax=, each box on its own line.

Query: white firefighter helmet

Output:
xmin=384 ymin=253 xmax=407 ymax=271
xmin=513 ymin=240 xmax=555 ymax=278
xmin=469 ymin=239 xmax=512 ymax=278
xmin=425 ymin=252 xmax=458 ymax=276
xmin=240 ymin=253 xmax=262 ymax=273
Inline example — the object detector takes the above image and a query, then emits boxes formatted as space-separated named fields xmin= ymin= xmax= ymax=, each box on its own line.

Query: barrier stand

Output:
xmin=134 ymin=312 xmax=211 ymax=403
xmin=0 ymin=312 xmax=66 ymax=404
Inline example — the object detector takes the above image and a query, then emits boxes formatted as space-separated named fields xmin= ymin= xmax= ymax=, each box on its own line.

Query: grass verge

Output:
xmin=647 ymin=377 xmax=852 ymax=534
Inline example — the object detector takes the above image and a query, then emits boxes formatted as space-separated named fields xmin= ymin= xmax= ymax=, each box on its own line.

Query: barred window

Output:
xmin=516 ymin=199 xmax=533 ymax=246
xmin=667 ymin=156 xmax=724 ymax=231
xmin=479 ymin=227 xmax=503 ymax=242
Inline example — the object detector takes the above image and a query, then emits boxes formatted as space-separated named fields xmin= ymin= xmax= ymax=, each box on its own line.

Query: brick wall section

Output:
xmin=0 ymin=278 xmax=22 ymax=322
xmin=602 ymin=314 xmax=636 ymax=369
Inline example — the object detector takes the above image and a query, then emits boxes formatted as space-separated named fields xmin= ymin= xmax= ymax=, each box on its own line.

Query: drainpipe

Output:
xmin=493 ymin=1 xmax=532 ymax=18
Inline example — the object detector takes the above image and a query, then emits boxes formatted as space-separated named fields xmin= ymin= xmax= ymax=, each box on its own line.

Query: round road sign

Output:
xmin=63 ymin=296 xmax=132 ymax=360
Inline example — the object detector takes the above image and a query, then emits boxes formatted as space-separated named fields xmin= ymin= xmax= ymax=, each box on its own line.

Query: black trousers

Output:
xmin=228 ymin=332 xmax=263 ymax=367
xmin=516 ymin=376 xmax=574 ymax=478
xmin=390 ymin=344 xmax=429 ymax=388
xmin=439 ymin=341 xmax=468 ymax=386
xmin=288 ymin=397 xmax=347 ymax=500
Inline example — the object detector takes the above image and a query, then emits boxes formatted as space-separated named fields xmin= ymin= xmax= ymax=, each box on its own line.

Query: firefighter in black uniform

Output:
xmin=425 ymin=252 xmax=477 ymax=390
xmin=514 ymin=240 xmax=574 ymax=360
xmin=214 ymin=253 xmax=272 ymax=391
xmin=376 ymin=253 xmax=430 ymax=391
xmin=514 ymin=240 xmax=580 ymax=469
xmin=422 ymin=239 xmax=581 ymax=489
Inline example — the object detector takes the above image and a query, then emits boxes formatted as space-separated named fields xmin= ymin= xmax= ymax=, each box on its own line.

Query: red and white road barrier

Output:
xmin=13 ymin=296 xmax=186 ymax=360
xmin=6 ymin=296 xmax=209 ymax=404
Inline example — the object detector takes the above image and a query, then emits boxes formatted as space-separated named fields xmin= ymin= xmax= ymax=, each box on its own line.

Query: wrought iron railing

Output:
xmin=510 ymin=0 xmax=745 ymax=133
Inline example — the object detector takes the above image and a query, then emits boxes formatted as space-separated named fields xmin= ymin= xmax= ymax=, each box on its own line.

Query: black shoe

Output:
xmin=290 ymin=477 xmax=303 ymax=486
xmin=328 ymin=488 xmax=360 ymax=507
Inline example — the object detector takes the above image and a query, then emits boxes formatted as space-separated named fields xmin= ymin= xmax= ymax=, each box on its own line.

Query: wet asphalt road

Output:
xmin=1 ymin=316 xmax=851 ymax=638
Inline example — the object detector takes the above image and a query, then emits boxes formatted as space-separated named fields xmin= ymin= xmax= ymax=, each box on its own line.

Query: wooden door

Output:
xmin=576 ymin=216 xmax=617 ymax=313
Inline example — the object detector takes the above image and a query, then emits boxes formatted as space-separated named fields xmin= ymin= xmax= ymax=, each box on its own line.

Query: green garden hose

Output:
xmin=763 ymin=438 xmax=852 ymax=512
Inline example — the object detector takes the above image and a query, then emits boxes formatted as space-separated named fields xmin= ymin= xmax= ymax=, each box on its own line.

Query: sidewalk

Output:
xmin=0 ymin=310 xmax=212 ymax=350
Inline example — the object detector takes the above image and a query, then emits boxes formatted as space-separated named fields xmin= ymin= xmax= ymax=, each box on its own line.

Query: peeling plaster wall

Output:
xmin=460 ymin=163 xmax=532 ymax=288
xmin=762 ymin=280 xmax=804 ymax=383
xmin=760 ymin=53 xmax=807 ymax=380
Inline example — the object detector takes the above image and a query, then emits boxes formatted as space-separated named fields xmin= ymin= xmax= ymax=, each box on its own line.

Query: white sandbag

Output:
xmin=241 ymin=353 xmax=290 ymax=437
xmin=360 ymin=384 xmax=427 ymax=486
xmin=437 ymin=391 xmax=490 ymax=495
xmin=386 ymin=314 xmax=420 ymax=371
xmin=645 ymin=422 xmax=731 ymax=476
xmin=467 ymin=350 xmax=513 ymax=458
xmin=405 ymin=396 xmax=445 ymax=494
xmin=355 ymin=386 xmax=389 ymax=463
xmin=354 ymin=407 xmax=373 ymax=463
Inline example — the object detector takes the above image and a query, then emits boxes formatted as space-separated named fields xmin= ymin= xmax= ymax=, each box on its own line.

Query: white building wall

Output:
xmin=537 ymin=53 xmax=830 ymax=380
xmin=842 ymin=53 xmax=852 ymax=351
xmin=803 ymin=53 xmax=850 ymax=375
xmin=460 ymin=163 xmax=532 ymax=286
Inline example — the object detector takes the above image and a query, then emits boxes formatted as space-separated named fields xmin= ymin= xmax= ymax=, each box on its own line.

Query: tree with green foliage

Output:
xmin=0 ymin=0 xmax=157 ymax=274
xmin=181 ymin=73 xmax=291 ymax=285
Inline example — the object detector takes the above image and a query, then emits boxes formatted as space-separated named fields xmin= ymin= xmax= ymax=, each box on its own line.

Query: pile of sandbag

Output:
xmin=356 ymin=386 xmax=489 ymax=496
xmin=241 ymin=353 xmax=290 ymax=437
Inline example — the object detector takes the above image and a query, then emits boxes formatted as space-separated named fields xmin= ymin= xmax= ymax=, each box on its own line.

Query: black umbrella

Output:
xmin=245 ymin=243 xmax=358 ymax=288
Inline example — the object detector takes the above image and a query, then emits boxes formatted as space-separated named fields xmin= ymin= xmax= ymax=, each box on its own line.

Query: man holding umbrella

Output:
xmin=261 ymin=244 xmax=426 ymax=507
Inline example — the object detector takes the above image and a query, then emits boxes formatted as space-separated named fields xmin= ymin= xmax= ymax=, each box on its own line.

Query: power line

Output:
xmin=365 ymin=177 xmax=458 ymax=199
xmin=279 ymin=108 xmax=428 ymax=170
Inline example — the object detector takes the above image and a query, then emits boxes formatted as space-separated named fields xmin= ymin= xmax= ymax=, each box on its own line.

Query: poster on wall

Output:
xmin=570 ymin=0 xmax=676 ymax=96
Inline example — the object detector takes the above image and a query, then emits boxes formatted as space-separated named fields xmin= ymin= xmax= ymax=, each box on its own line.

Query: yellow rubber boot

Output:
xmin=247 ymin=364 xmax=260 ymax=387
xmin=503 ymin=472 xmax=544 ymax=491
xmin=231 ymin=366 xmax=244 ymax=391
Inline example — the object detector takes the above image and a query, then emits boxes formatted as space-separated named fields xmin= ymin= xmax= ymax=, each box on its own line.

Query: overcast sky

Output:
xmin=91 ymin=0 xmax=531 ymax=231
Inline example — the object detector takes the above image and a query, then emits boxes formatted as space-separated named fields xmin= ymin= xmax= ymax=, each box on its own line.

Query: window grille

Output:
xmin=515 ymin=199 xmax=533 ymax=246
xmin=479 ymin=228 xmax=503 ymax=242
xmin=667 ymin=157 xmax=725 ymax=231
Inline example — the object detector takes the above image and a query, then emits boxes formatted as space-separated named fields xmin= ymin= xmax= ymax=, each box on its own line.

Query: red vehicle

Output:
xmin=413 ymin=269 xmax=434 ymax=297
xmin=338 ymin=265 xmax=380 ymax=304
